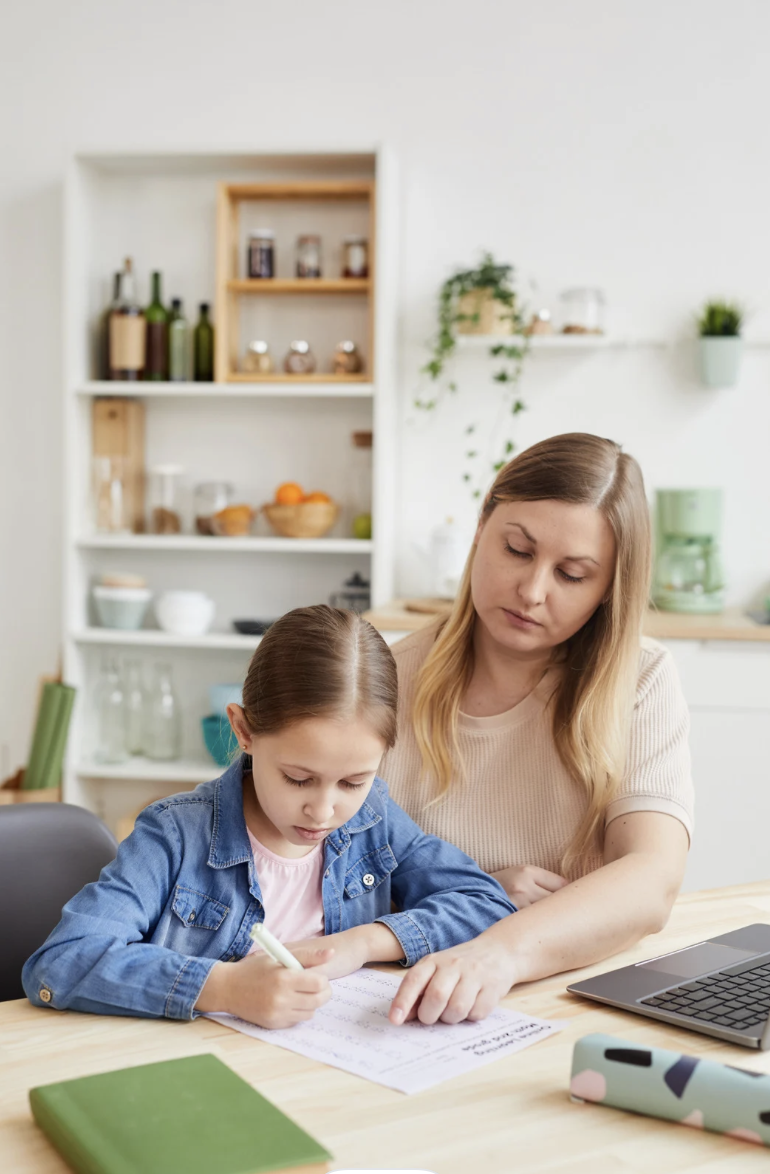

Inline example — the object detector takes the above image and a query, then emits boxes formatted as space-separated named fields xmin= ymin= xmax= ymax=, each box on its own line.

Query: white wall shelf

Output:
xmin=76 ymin=534 xmax=373 ymax=554
xmin=76 ymin=758 xmax=217 ymax=784
xmin=456 ymin=334 xmax=667 ymax=350
xmin=73 ymin=628 xmax=262 ymax=651
xmin=77 ymin=381 xmax=374 ymax=398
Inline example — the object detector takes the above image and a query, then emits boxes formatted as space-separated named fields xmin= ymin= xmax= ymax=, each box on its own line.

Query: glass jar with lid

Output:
xmin=343 ymin=235 xmax=368 ymax=278
xmin=147 ymin=464 xmax=184 ymax=534
xmin=242 ymin=340 xmax=274 ymax=374
xmin=296 ymin=235 xmax=322 ymax=279
xmin=333 ymin=340 xmax=364 ymax=375
xmin=283 ymin=340 xmax=317 ymax=374
xmin=560 ymin=288 xmax=605 ymax=334
xmin=247 ymin=230 xmax=275 ymax=279
xmin=194 ymin=481 xmax=234 ymax=535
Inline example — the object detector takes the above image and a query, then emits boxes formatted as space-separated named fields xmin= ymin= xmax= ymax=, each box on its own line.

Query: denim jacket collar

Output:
xmin=207 ymin=754 xmax=382 ymax=868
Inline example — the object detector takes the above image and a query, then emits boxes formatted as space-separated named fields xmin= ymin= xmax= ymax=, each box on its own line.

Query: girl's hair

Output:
xmin=241 ymin=605 xmax=398 ymax=748
xmin=411 ymin=432 xmax=651 ymax=870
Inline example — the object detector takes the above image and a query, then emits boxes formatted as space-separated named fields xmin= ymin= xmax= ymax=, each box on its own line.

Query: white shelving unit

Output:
xmin=63 ymin=148 xmax=398 ymax=828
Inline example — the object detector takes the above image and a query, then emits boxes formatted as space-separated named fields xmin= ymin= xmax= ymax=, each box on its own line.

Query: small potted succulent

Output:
xmin=697 ymin=301 xmax=744 ymax=389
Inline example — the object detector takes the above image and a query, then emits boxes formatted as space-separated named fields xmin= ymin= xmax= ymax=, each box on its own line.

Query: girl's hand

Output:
xmin=490 ymin=864 xmax=568 ymax=909
xmin=197 ymin=943 xmax=334 ymax=1029
xmin=388 ymin=938 xmax=517 ymax=1026
xmin=289 ymin=924 xmax=404 ymax=980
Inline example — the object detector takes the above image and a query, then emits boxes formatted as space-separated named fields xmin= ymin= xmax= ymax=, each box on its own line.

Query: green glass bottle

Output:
xmin=145 ymin=271 xmax=169 ymax=381
xmin=168 ymin=298 xmax=189 ymax=382
xmin=194 ymin=303 xmax=215 ymax=382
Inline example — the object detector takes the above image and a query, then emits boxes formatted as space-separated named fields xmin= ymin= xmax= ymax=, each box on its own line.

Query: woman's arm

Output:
xmin=389 ymin=810 xmax=689 ymax=1025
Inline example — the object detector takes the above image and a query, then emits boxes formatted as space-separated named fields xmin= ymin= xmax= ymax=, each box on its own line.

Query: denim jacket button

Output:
xmin=39 ymin=988 xmax=52 ymax=1003
xmin=188 ymin=911 xmax=196 ymax=923
xmin=362 ymin=873 xmax=375 ymax=887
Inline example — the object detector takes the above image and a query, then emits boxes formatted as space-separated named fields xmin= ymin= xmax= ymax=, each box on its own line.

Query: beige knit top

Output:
xmin=381 ymin=626 xmax=693 ymax=879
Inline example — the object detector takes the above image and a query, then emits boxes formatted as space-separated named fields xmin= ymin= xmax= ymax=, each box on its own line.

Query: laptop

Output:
xmin=568 ymin=924 xmax=770 ymax=1049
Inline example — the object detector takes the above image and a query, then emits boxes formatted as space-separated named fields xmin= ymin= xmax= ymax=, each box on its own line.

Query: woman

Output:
xmin=384 ymin=433 xmax=693 ymax=1027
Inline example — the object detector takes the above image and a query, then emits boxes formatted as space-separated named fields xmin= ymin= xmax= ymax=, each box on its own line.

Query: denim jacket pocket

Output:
xmin=344 ymin=844 xmax=398 ymax=899
xmin=171 ymin=885 xmax=230 ymax=931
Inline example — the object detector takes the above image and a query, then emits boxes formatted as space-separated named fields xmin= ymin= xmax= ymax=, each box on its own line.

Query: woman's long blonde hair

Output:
xmin=411 ymin=433 xmax=651 ymax=870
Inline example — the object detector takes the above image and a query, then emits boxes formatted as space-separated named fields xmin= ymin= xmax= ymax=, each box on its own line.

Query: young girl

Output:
xmin=23 ymin=606 xmax=515 ymax=1029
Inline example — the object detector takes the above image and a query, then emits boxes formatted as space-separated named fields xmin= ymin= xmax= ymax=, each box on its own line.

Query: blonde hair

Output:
xmin=411 ymin=433 xmax=651 ymax=869
xmin=242 ymin=605 xmax=398 ymax=749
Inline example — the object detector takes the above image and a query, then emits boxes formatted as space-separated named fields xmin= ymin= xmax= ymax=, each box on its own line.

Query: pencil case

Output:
xmin=570 ymin=1032 xmax=770 ymax=1147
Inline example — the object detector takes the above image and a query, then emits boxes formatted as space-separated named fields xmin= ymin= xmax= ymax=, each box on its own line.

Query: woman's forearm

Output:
xmin=483 ymin=852 xmax=677 ymax=985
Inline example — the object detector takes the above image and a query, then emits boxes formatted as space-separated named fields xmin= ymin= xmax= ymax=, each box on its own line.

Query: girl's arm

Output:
xmin=22 ymin=805 xmax=216 ymax=1019
xmin=389 ymin=810 xmax=689 ymax=1024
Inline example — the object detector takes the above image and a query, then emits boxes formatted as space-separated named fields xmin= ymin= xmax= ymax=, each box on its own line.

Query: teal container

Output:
xmin=698 ymin=336 xmax=742 ymax=388
xmin=201 ymin=714 xmax=239 ymax=767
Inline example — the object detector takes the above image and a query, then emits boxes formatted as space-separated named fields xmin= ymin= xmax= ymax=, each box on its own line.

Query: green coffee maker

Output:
xmin=653 ymin=489 xmax=725 ymax=613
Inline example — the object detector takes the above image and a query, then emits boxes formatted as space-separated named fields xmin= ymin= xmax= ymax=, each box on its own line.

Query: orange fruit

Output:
xmin=275 ymin=482 xmax=304 ymax=505
xmin=303 ymin=491 xmax=332 ymax=504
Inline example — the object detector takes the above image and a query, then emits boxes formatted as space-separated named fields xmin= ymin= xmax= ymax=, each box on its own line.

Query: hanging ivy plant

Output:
xmin=416 ymin=252 xmax=529 ymax=497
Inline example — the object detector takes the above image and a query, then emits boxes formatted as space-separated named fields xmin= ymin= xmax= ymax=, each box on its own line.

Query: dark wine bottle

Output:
xmin=194 ymin=303 xmax=214 ymax=382
xmin=109 ymin=258 xmax=146 ymax=381
xmin=99 ymin=272 xmax=120 ymax=379
xmin=145 ymin=271 xmax=169 ymax=381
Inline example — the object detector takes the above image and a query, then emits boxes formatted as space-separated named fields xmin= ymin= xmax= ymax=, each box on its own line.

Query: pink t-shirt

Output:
xmin=246 ymin=827 xmax=325 ymax=951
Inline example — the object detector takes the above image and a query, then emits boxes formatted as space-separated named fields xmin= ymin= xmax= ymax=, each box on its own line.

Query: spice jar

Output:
xmin=333 ymin=340 xmax=364 ymax=375
xmin=194 ymin=481 xmax=234 ymax=535
xmin=147 ymin=465 xmax=184 ymax=534
xmin=296 ymin=235 xmax=322 ymax=279
xmin=93 ymin=456 xmax=131 ymax=534
xmin=242 ymin=340 xmax=274 ymax=374
xmin=283 ymin=340 xmax=317 ymax=374
xmin=247 ymin=231 xmax=275 ymax=279
xmin=343 ymin=235 xmax=368 ymax=279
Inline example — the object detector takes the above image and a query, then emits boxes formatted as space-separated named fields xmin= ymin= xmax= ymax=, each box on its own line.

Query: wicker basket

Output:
xmin=262 ymin=501 xmax=339 ymax=539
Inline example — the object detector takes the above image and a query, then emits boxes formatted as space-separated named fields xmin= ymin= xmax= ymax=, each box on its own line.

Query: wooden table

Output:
xmin=5 ymin=883 xmax=770 ymax=1172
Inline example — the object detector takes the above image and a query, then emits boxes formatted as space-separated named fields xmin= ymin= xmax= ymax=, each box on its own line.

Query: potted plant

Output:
xmin=418 ymin=253 xmax=528 ymax=497
xmin=697 ymin=301 xmax=744 ymax=389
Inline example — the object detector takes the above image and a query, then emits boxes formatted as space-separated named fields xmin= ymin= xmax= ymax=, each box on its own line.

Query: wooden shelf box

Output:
xmin=215 ymin=180 xmax=375 ymax=384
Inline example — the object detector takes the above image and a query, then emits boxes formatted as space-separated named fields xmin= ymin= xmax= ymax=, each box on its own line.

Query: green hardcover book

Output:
xmin=23 ymin=682 xmax=65 ymax=789
xmin=29 ymin=1053 xmax=332 ymax=1174
xmin=39 ymin=683 xmax=76 ymax=790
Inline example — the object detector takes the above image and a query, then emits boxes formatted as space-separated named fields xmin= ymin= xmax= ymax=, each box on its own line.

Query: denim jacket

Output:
xmin=23 ymin=757 xmax=515 ymax=1020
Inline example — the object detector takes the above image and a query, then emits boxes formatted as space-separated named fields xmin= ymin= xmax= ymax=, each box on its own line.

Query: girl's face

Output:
xmin=228 ymin=709 xmax=386 ymax=856
xmin=471 ymin=498 xmax=616 ymax=659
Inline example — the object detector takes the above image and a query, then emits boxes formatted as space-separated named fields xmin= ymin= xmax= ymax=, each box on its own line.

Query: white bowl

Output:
xmin=93 ymin=585 xmax=152 ymax=630
xmin=155 ymin=591 xmax=215 ymax=636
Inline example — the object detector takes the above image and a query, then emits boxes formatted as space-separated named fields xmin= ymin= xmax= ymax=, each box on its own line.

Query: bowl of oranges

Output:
xmin=262 ymin=483 xmax=340 ymax=539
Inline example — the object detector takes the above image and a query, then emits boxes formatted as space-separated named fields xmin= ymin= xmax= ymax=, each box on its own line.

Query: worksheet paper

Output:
xmin=206 ymin=968 xmax=565 ymax=1094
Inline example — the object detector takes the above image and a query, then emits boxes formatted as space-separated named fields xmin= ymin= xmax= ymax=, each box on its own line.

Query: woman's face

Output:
xmin=471 ymin=498 xmax=616 ymax=657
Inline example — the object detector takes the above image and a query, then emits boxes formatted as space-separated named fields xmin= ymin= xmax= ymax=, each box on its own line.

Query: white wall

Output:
xmin=3 ymin=0 xmax=770 ymax=770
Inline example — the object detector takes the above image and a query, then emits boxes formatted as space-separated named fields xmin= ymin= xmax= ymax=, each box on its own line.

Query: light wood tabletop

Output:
xmin=5 ymin=883 xmax=770 ymax=1172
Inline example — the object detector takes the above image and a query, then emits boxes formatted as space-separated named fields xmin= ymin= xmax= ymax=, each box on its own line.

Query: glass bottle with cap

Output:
xmin=296 ymin=234 xmax=322 ymax=279
xmin=348 ymin=430 xmax=372 ymax=539
xmin=343 ymin=235 xmax=368 ymax=278
xmin=283 ymin=340 xmax=317 ymax=374
xmin=333 ymin=340 xmax=363 ymax=375
xmin=147 ymin=465 xmax=184 ymax=534
xmin=242 ymin=340 xmax=274 ymax=375
xmin=247 ymin=230 xmax=275 ymax=279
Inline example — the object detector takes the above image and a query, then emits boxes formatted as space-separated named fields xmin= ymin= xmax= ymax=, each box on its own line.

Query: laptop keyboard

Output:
xmin=640 ymin=960 xmax=770 ymax=1030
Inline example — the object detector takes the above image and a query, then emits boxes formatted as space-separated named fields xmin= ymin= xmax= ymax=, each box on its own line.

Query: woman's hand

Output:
xmin=491 ymin=864 xmax=568 ymax=908
xmin=289 ymin=924 xmax=404 ymax=980
xmin=388 ymin=937 xmax=518 ymax=1026
xmin=196 ymin=943 xmax=334 ymax=1029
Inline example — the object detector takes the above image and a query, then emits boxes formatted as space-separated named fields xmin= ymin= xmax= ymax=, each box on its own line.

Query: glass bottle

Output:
xmin=147 ymin=465 xmax=184 ymax=534
xmin=242 ymin=339 xmax=274 ymax=374
xmin=109 ymin=257 xmax=146 ymax=381
xmin=144 ymin=270 xmax=169 ymax=380
xmin=194 ymin=303 xmax=215 ymax=381
xmin=247 ymin=231 xmax=275 ymax=279
xmin=99 ymin=271 xmax=120 ymax=379
xmin=168 ymin=298 xmax=190 ymax=382
xmin=144 ymin=663 xmax=181 ymax=761
xmin=283 ymin=340 xmax=316 ymax=374
xmin=332 ymin=340 xmax=363 ymax=375
xmin=343 ymin=235 xmax=368 ymax=278
xmin=93 ymin=455 xmax=130 ymax=534
xmin=124 ymin=660 xmax=145 ymax=756
xmin=348 ymin=430 xmax=372 ymax=539
xmin=93 ymin=656 xmax=128 ymax=763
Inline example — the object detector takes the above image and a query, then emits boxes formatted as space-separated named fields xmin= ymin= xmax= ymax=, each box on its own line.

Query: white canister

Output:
xmin=430 ymin=518 xmax=470 ymax=598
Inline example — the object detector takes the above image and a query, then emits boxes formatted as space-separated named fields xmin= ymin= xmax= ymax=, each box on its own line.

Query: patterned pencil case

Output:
xmin=570 ymin=1032 xmax=770 ymax=1147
